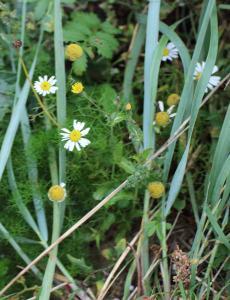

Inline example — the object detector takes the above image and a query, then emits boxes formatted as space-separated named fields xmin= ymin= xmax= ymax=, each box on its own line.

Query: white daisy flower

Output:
xmin=193 ymin=61 xmax=221 ymax=93
xmin=162 ymin=42 xmax=179 ymax=62
xmin=60 ymin=120 xmax=90 ymax=152
xmin=34 ymin=75 xmax=58 ymax=96
xmin=154 ymin=101 xmax=176 ymax=127
xmin=48 ymin=182 xmax=66 ymax=202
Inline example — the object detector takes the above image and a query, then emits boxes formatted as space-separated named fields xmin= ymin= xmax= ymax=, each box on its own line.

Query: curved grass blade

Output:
xmin=0 ymin=30 xmax=43 ymax=181
xmin=21 ymin=109 xmax=48 ymax=241
xmin=0 ymin=223 xmax=42 ymax=279
xmin=164 ymin=3 xmax=217 ymax=216
xmin=163 ymin=0 xmax=215 ymax=182
xmin=6 ymin=157 xmax=41 ymax=237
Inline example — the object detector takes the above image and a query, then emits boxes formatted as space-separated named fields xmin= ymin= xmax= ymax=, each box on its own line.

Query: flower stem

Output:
xmin=39 ymin=202 xmax=61 ymax=300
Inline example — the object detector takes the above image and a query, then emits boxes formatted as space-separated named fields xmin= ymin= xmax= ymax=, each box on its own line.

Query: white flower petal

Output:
xmin=167 ymin=42 xmax=175 ymax=49
xmin=69 ymin=141 xmax=75 ymax=151
xmin=158 ymin=101 xmax=164 ymax=112
xmin=74 ymin=121 xmax=85 ymax=131
xmin=64 ymin=140 xmax=71 ymax=150
xmin=61 ymin=128 xmax=70 ymax=133
xmin=212 ymin=65 xmax=218 ymax=74
xmin=75 ymin=143 xmax=81 ymax=151
xmin=81 ymin=127 xmax=90 ymax=136
xmin=170 ymin=113 xmax=177 ymax=118
xmin=209 ymin=76 xmax=220 ymax=86
xmin=79 ymin=138 xmax=90 ymax=148
xmin=167 ymin=105 xmax=175 ymax=114
xmin=60 ymin=182 xmax=66 ymax=188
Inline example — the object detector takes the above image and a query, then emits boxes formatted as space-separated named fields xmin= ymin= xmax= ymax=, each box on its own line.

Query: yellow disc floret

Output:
xmin=167 ymin=93 xmax=180 ymax=106
xmin=48 ymin=184 xmax=66 ymax=202
xmin=71 ymin=82 xmax=84 ymax=94
xmin=155 ymin=111 xmax=170 ymax=127
xmin=40 ymin=81 xmax=51 ymax=91
xmin=148 ymin=181 xmax=165 ymax=199
xmin=195 ymin=72 xmax=202 ymax=80
xmin=65 ymin=44 xmax=83 ymax=61
xmin=163 ymin=48 xmax=169 ymax=57
xmin=69 ymin=130 xmax=81 ymax=142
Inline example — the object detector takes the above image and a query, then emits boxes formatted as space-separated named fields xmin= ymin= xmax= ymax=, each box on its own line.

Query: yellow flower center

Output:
xmin=65 ymin=44 xmax=83 ymax=61
xmin=155 ymin=112 xmax=170 ymax=127
xmin=48 ymin=185 xmax=65 ymax=202
xmin=167 ymin=93 xmax=180 ymax=106
xmin=163 ymin=48 xmax=169 ymax=57
xmin=148 ymin=182 xmax=165 ymax=199
xmin=40 ymin=81 xmax=51 ymax=91
xmin=69 ymin=130 xmax=81 ymax=142
xmin=72 ymin=82 xmax=84 ymax=94
xmin=195 ymin=72 xmax=202 ymax=80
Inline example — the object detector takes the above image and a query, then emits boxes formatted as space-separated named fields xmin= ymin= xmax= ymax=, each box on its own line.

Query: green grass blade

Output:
xmin=208 ymin=105 xmax=230 ymax=201
xmin=164 ymin=3 xmax=218 ymax=216
xmin=0 ymin=30 xmax=43 ymax=181
xmin=123 ymin=21 xmax=145 ymax=104
xmin=211 ymin=154 xmax=230 ymax=205
xmin=0 ymin=222 xmax=42 ymax=279
xmin=6 ymin=157 xmax=41 ymax=237
xmin=163 ymin=0 xmax=215 ymax=182
xmin=205 ymin=206 xmax=230 ymax=249
xmin=21 ymin=109 xmax=48 ymax=241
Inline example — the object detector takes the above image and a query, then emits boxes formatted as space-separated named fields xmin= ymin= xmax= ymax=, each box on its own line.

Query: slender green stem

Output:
xmin=39 ymin=203 xmax=61 ymax=299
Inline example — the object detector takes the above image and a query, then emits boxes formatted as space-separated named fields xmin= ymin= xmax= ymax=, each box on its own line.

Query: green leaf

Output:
xmin=146 ymin=220 xmax=157 ymax=237
xmin=89 ymin=32 xmax=118 ymax=59
xmin=101 ymin=21 xmax=120 ymax=34
xmin=71 ymin=12 xmax=101 ymax=30
xmin=93 ymin=84 xmax=117 ymax=113
xmin=173 ymin=199 xmax=186 ymax=211
xmin=72 ymin=53 xmax=88 ymax=76
xmin=63 ymin=23 xmax=91 ymax=42
xmin=117 ymin=158 xmax=136 ymax=174
xmin=34 ymin=0 xmax=50 ymax=20
xmin=67 ymin=255 xmax=93 ymax=275
xmin=109 ymin=112 xmax=127 ymax=127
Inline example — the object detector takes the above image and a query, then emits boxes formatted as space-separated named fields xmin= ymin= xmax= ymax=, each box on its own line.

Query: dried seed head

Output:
xmin=12 ymin=40 xmax=22 ymax=48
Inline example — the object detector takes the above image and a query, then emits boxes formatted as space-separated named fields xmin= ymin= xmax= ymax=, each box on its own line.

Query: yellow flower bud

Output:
xmin=48 ymin=183 xmax=66 ymax=202
xmin=167 ymin=93 xmax=180 ymax=106
xmin=148 ymin=181 xmax=165 ymax=199
xmin=65 ymin=44 xmax=83 ymax=61
xmin=71 ymin=82 xmax=84 ymax=94
xmin=125 ymin=102 xmax=132 ymax=111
